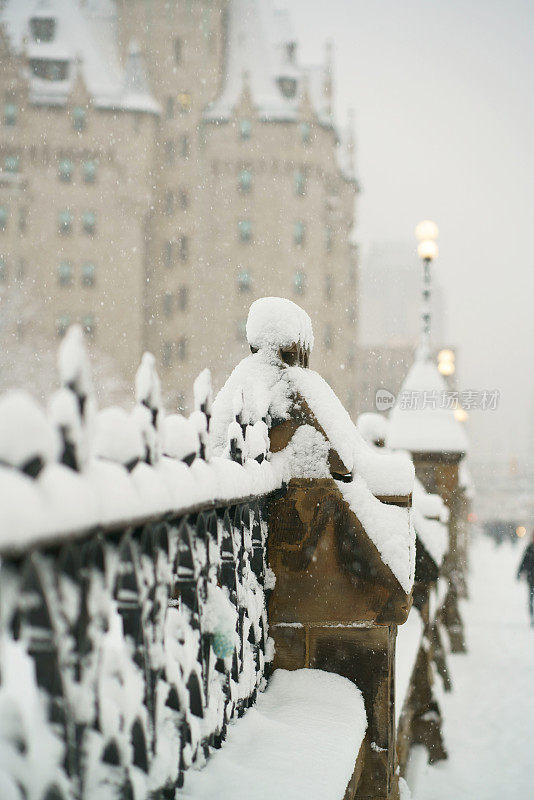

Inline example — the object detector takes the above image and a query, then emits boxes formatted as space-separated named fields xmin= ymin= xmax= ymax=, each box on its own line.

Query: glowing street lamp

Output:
xmin=438 ymin=348 xmax=455 ymax=376
xmin=454 ymin=408 xmax=468 ymax=423
xmin=415 ymin=219 xmax=439 ymax=358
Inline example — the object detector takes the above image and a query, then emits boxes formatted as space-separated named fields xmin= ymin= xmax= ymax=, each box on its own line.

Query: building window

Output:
xmin=83 ymin=160 xmax=96 ymax=183
xmin=162 ymin=341 xmax=173 ymax=368
xmin=73 ymin=107 xmax=86 ymax=131
xmin=324 ymin=323 xmax=333 ymax=350
xmin=58 ymin=261 xmax=72 ymax=286
xmin=174 ymin=37 xmax=182 ymax=65
xmin=82 ymin=262 xmax=95 ymax=286
xmin=0 ymin=207 xmax=7 ymax=230
xmin=0 ymin=258 xmax=6 ymax=282
xmin=164 ymin=240 xmax=174 ymax=267
xmin=178 ymin=284 xmax=188 ymax=310
xmin=82 ymin=314 xmax=95 ymax=337
xmin=238 ymin=269 xmax=251 ymax=292
xmin=179 ymin=189 xmax=189 ymax=209
xmin=58 ymin=158 xmax=72 ymax=182
xmin=163 ymin=292 xmax=173 ymax=317
xmin=294 ymin=269 xmax=306 ymax=295
xmin=238 ymin=219 xmax=252 ymax=242
xmin=300 ymin=122 xmax=311 ymax=145
xmin=177 ymin=92 xmax=191 ymax=112
xmin=239 ymin=119 xmax=251 ymax=140
xmin=348 ymin=304 xmax=357 ymax=325
xmin=30 ymin=58 xmax=68 ymax=81
xmin=294 ymin=221 xmax=305 ymax=246
xmin=4 ymin=103 xmax=16 ymax=126
xmin=239 ymin=168 xmax=252 ymax=194
xmin=56 ymin=313 xmax=71 ymax=338
xmin=180 ymin=135 xmax=190 ymax=158
xmin=30 ymin=16 xmax=56 ymax=42
xmin=165 ymin=191 xmax=175 ymax=215
xmin=177 ymin=337 xmax=187 ymax=361
xmin=17 ymin=258 xmax=26 ymax=281
xmin=295 ymin=170 xmax=307 ymax=196
xmin=278 ymin=76 xmax=297 ymax=98
xmin=4 ymin=155 xmax=19 ymax=173
xmin=325 ymin=273 xmax=333 ymax=299
xmin=59 ymin=209 xmax=73 ymax=234
xmin=166 ymin=96 xmax=174 ymax=120
xmin=178 ymin=235 xmax=188 ymax=262
xmin=83 ymin=211 xmax=96 ymax=234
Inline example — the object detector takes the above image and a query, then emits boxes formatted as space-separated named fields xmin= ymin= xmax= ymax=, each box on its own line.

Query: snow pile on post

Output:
xmin=182 ymin=668 xmax=367 ymax=800
xmin=246 ymin=296 xmax=314 ymax=354
xmin=387 ymin=353 xmax=468 ymax=454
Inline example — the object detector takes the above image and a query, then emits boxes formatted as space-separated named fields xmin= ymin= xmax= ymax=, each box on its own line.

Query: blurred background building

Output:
xmin=0 ymin=0 xmax=358 ymax=411
xmin=356 ymin=240 xmax=453 ymax=413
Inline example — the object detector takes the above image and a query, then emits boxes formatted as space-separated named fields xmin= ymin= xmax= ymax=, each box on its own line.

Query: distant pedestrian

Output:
xmin=517 ymin=532 xmax=534 ymax=625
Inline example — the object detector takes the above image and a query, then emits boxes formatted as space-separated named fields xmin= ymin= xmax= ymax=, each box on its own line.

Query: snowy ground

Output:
xmin=409 ymin=532 xmax=534 ymax=800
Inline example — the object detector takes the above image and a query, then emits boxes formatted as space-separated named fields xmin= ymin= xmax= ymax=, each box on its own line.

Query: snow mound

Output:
xmin=357 ymin=412 xmax=388 ymax=445
xmin=338 ymin=475 xmax=416 ymax=593
xmin=182 ymin=668 xmax=366 ymax=800
xmin=246 ymin=297 xmax=314 ymax=353
xmin=387 ymin=356 xmax=468 ymax=454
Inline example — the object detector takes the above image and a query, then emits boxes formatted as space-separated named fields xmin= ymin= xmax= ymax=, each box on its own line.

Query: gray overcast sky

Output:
xmin=286 ymin=0 xmax=534 ymax=464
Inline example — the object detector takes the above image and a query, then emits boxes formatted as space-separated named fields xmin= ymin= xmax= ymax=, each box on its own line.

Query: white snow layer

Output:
xmin=1 ymin=0 xmax=160 ymax=113
xmin=246 ymin=296 xmax=314 ymax=353
xmin=412 ymin=479 xmax=448 ymax=567
xmin=182 ymin=668 xmax=366 ymax=800
xmin=211 ymin=356 xmax=414 ymax=497
xmin=0 ymin=454 xmax=286 ymax=552
xmin=387 ymin=357 xmax=468 ymax=454
xmin=338 ymin=476 xmax=416 ymax=593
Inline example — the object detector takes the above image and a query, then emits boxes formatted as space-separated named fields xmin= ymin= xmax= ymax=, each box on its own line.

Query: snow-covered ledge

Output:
xmin=182 ymin=669 xmax=367 ymax=800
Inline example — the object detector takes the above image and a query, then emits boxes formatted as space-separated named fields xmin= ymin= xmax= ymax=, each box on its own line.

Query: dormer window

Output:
xmin=278 ymin=76 xmax=297 ymax=99
xmin=29 ymin=58 xmax=68 ymax=81
xmin=30 ymin=16 xmax=56 ymax=43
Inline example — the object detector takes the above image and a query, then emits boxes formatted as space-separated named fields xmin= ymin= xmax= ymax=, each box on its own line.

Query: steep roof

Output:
xmin=387 ymin=349 xmax=469 ymax=455
xmin=203 ymin=0 xmax=356 ymax=182
xmin=1 ymin=0 xmax=160 ymax=113
xmin=204 ymin=0 xmax=306 ymax=123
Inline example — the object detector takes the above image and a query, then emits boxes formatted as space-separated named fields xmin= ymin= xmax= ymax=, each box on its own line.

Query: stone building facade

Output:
xmin=0 ymin=0 xmax=358 ymax=411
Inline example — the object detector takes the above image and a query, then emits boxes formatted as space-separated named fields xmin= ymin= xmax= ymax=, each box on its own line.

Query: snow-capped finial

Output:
xmin=135 ymin=352 xmax=161 ymax=427
xmin=246 ymin=297 xmax=314 ymax=356
xmin=58 ymin=324 xmax=92 ymax=417
xmin=134 ymin=352 xmax=162 ymax=465
xmin=193 ymin=369 xmax=213 ymax=428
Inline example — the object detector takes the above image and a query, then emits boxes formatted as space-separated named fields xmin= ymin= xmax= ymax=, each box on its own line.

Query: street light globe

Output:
xmin=438 ymin=349 xmax=455 ymax=362
xmin=417 ymin=239 xmax=439 ymax=260
xmin=438 ymin=360 xmax=455 ymax=376
xmin=415 ymin=220 xmax=439 ymax=242
xmin=454 ymin=408 xmax=468 ymax=423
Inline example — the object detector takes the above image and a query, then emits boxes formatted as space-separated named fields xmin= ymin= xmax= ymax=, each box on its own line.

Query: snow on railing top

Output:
xmin=0 ymin=326 xmax=283 ymax=553
xmin=0 ymin=297 xmax=416 ymax=595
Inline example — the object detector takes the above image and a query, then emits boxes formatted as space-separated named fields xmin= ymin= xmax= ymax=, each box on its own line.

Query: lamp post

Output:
xmin=415 ymin=220 xmax=439 ymax=360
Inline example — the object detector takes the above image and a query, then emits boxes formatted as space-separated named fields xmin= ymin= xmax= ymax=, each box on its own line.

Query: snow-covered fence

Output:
xmin=0 ymin=326 xmax=279 ymax=800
